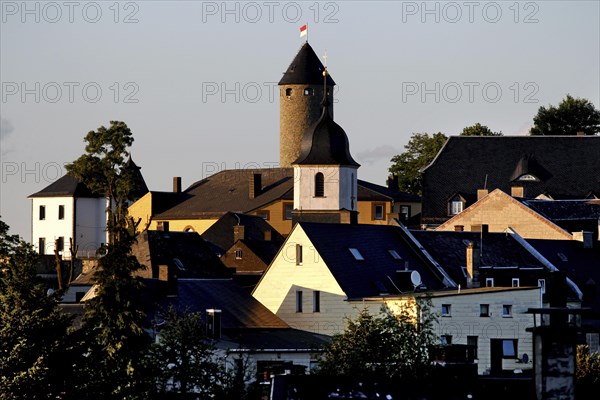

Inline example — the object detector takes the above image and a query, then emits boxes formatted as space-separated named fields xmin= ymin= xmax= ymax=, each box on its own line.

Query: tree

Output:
xmin=66 ymin=122 xmax=152 ymax=399
xmin=388 ymin=132 xmax=447 ymax=196
xmin=146 ymin=306 xmax=227 ymax=398
xmin=316 ymin=298 xmax=437 ymax=385
xmin=460 ymin=123 xmax=502 ymax=136
xmin=0 ymin=218 xmax=73 ymax=399
xmin=576 ymin=344 xmax=600 ymax=398
xmin=65 ymin=120 xmax=143 ymax=243
xmin=530 ymin=95 xmax=600 ymax=136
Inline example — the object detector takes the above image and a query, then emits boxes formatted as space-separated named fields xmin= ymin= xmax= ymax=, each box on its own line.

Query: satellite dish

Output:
xmin=410 ymin=270 xmax=422 ymax=287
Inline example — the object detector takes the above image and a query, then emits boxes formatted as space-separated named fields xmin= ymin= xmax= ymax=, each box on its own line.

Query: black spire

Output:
xmin=279 ymin=42 xmax=335 ymax=86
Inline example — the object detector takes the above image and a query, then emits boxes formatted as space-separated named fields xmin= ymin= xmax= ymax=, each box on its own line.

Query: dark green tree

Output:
xmin=388 ymin=132 xmax=447 ymax=196
xmin=146 ymin=306 xmax=226 ymax=398
xmin=65 ymin=120 xmax=143 ymax=243
xmin=576 ymin=344 xmax=600 ymax=398
xmin=460 ymin=123 xmax=502 ymax=136
xmin=316 ymin=298 xmax=437 ymax=384
xmin=530 ymin=95 xmax=600 ymax=136
xmin=0 ymin=218 xmax=73 ymax=399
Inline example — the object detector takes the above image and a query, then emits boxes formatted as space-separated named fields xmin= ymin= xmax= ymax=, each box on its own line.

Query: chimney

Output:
xmin=264 ymin=229 xmax=272 ymax=241
xmin=173 ymin=177 xmax=182 ymax=193
xmin=233 ymin=225 xmax=246 ymax=242
xmin=158 ymin=264 xmax=177 ymax=296
xmin=573 ymin=231 xmax=593 ymax=249
xmin=466 ymin=241 xmax=481 ymax=289
xmin=387 ymin=175 xmax=399 ymax=191
xmin=454 ymin=225 xmax=464 ymax=232
xmin=206 ymin=309 xmax=222 ymax=339
xmin=249 ymin=173 xmax=262 ymax=199
xmin=477 ymin=189 xmax=489 ymax=201
xmin=511 ymin=186 xmax=524 ymax=198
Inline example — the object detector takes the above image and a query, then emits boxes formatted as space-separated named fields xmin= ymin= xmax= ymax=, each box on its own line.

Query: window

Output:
xmin=256 ymin=210 xmax=270 ymax=220
xmin=538 ymin=279 xmax=546 ymax=294
xmin=235 ymin=249 xmax=243 ymax=260
xmin=502 ymin=305 xmax=513 ymax=317
xmin=314 ymin=173 xmax=324 ymax=197
xmin=512 ymin=278 xmax=520 ymax=287
xmin=296 ymin=244 xmax=303 ymax=265
xmin=58 ymin=205 xmax=64 ymax=220
xmin=400 ymin=205 xmax=411 ymax=221
xmin=304 ymin=87 xmax=314 ymax=96
xmin=480 ymin=304 xmax=490 ymax=317
xmin=296 ymin=290 xmax=303 ymax=313
xmin=441 ymin=304 xmax=451 ymax=317
xmin=440 ymin=335 xmax=452 ymax=345
xmin=467 ymin=336 xmax=478 ymax=359
xmin=56 ymin=237 xmax=64 ymax=252
xmin=283 ymin=203 xmax=293 ymax=220
xmin=486 ymin=278 xmax=494 ymax=287
xmin=502 ymin=339 xmax=517 ymax=358
xmin=285 ymin=88 xmax=292 ymax=97
xmin=313 ymin=291 xmax=320 ymax=313
xmin=388 ymin=250 xmax=402 ymax=260
xmin=373 ymin=203 xmax=385 ymax=220
xmin=348 ymin=248 xmax=364 ymax=261
xmin=450 ymin=201 xmax=464 ymax=215
xmin=39 ymin=205 xmax=46 ymax=220
xmin=39 ymin=237 xmax=46 ymax=256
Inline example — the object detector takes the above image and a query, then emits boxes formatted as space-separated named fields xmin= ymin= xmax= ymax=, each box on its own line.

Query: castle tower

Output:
xmin=279 ymin=42 xmax=335 ymax=168
xmin=291 ymin=67 xmax=359 ymax=224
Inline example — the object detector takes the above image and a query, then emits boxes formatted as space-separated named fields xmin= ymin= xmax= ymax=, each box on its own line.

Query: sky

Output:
xmin=1 ymin=0 xmax=599 ymax=241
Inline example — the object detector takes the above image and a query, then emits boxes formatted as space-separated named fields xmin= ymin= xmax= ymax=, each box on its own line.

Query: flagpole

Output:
xmin=306 ymin=22 xmax=308 ymax=42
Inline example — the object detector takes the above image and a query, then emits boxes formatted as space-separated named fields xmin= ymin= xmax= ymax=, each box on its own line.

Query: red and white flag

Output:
xmin=300 ymin=24 xmax=307 ymax=37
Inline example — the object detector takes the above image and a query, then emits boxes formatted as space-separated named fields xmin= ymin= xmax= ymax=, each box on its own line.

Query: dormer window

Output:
xmin=449 ymin=195 xmax=465 ymax=215
xmin=314 ymin=173 xmax=324 ymax=197
xmin=516 ymin=174 xmax=539 ymax=182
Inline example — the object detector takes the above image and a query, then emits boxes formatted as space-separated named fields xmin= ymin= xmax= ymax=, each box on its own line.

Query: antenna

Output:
xmin=484 ymin=174 xmax=488 ymax=189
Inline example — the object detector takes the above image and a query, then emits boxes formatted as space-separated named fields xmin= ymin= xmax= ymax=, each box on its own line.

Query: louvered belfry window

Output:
xmin=315 ymin=172 xmax=324 ymax=197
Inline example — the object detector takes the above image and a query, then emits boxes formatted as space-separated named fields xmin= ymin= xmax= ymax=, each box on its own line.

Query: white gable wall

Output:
xmin=75 ymin=197 xmax=108 ymax=257
xmin=293 ymin=165 xmax=358 ymax=211
xmin=31 ymin=197 xmax=74 ymax=256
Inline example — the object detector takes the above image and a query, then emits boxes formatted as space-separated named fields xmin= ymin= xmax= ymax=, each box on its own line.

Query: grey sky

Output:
xmin=1 ymin=0 xmax=599 ymax=240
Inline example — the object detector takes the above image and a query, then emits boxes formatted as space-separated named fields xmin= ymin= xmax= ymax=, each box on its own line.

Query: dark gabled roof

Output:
xmin=298 ymin=222 xmax=447 ymax=299
xmin=28 ymin=174 xmax=100 ymax=198
xmin=152 ymin=168 xmax=416 ymax=219
xmin=145 ymin=279 xmax=289 ymax=330
xmin=279 ymin=42 xmax=335 ymax=86
xmin=357 ymin=179 xmax=421 ymax=202
xmin=526 ymin=239 xmax=600 ymax=324
xmin=229 ymin=328 xmax=331 ymax=350
xmin=201 ymin=212 xmax=284 ymax=255
xmin=421 ymin=136 xmax=600 ymax=224
xmin=132 ymin=230 xmax=231 ymax=279
xmin=155 ymin=169 xmax=294 ymax=219
xmin=521 ymin=199 xmax=600 ymax=221
xmin=239 ymin=239 xmax=284 ymax=266
xmin=410 ymin=230 xmax=545 ymax=287
xmin=293 ymin=100 xmax=359 ymax=167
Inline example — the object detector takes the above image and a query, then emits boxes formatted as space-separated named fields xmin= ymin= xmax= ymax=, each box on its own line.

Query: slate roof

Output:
xmin=526 ymin=239 xmax=600 ymax=328
xmin=278 ymin=42 xmax=335 ymax=86
xmin=201 ymin=212 xmax=284 ymax=255
xmin=152 ymin=169 xmax=414 ymax=220
xmin=293 ymin=99 xmax=360 ymax=167
xmin=297 ymin=222 xmax=449 ymax=299
xmin=28 ymin=174 xmax=100 ymax=198
xmin=124 ymin=155 xmax=149 ymax=200
xmin=357 ymin=179 xmax=421 ymax=202
xmin=146 ymin=278 xmax=289 ymax=329
xmin=238 ymin=239 xmax=284 ymax=266
xmin=521 ymin=199 xmax=600 ymax=221
xmin=421 ymin=136 xmax=600 ymax=225
xmin=409 ymin=230 xmax=546 ymax=287
xmin=132 ymin=230 xmax=231 ymax=279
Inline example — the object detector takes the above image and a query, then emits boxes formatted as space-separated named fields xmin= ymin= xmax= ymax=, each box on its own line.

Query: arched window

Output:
xmin=315 ymin=173 xmax=324 ymax=197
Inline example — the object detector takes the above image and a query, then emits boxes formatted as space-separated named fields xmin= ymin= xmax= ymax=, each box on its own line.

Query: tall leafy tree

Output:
xmin=530 ymin=95 xmax=600 ymax=136
xmin=460 ymin=123 xmax=503 ymax=136
xmin=65 ymin=120 xmax=142 ymax=243
xmin=66 ymin=122 xmax=152 ymax=399
xmin=0 ymin=218 xmax=73 ymax=399
xmin=316 ymin=298 xmax=437 ymax=384
xmin=388 ymin=132 xmax=447 ymax=196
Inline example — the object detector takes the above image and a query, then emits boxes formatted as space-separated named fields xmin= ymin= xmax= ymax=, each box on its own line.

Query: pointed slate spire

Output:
xmin=279 ymin=42 xmax=335 ymax=86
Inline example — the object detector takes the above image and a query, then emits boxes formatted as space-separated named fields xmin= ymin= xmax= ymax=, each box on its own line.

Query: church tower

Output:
xmin=279 ymin=42 xmax=335 ymax=168
xmin=291 ymin=66 xmax=360 ymax=224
